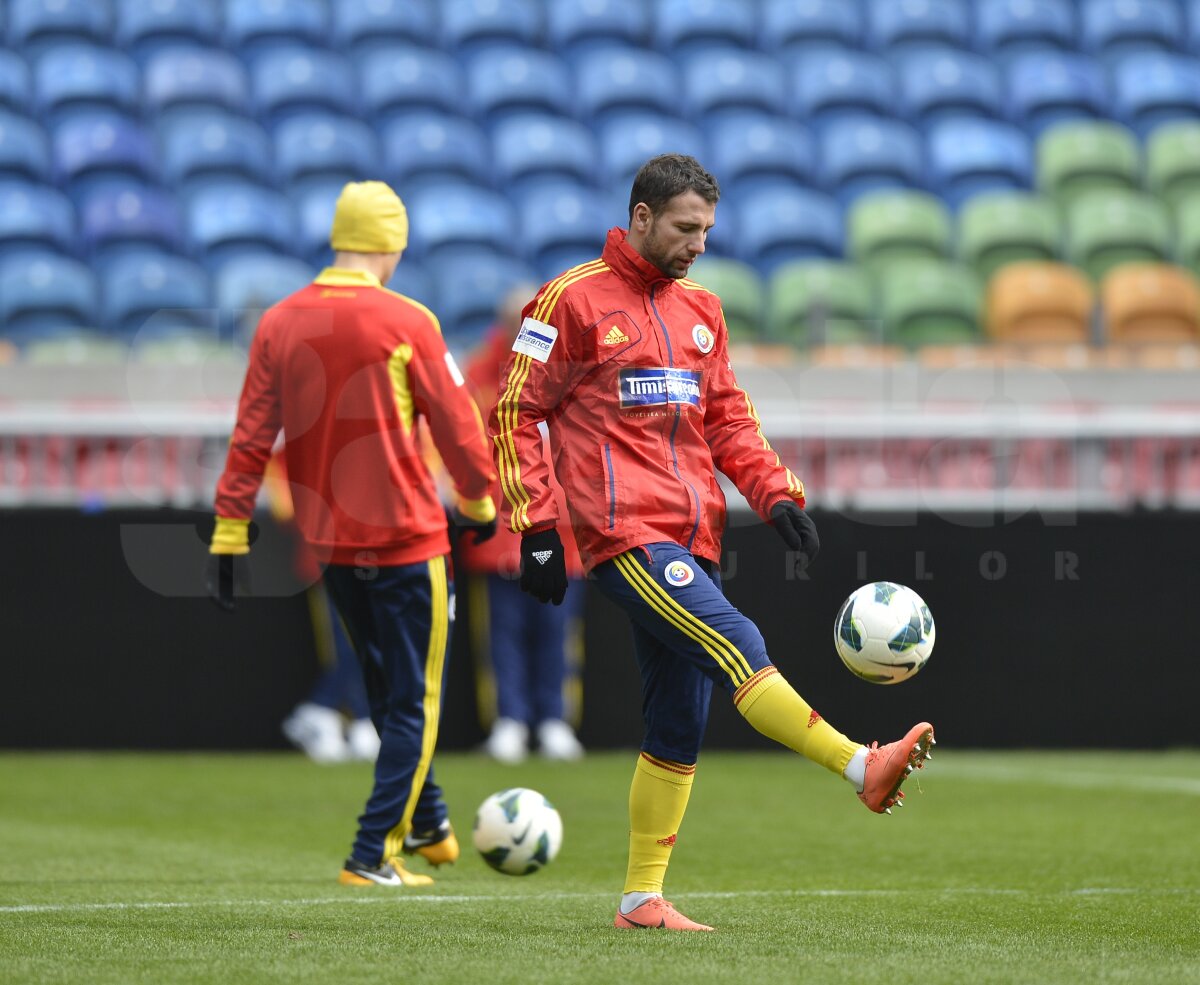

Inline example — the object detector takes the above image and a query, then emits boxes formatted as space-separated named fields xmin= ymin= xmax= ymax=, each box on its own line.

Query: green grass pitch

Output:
xmin=1 ymin=750 xmax=1198 ymax=985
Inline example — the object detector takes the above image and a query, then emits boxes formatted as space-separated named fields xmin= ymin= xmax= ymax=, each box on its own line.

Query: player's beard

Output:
xmin=642 ymin=222 xmax=695 ymax=280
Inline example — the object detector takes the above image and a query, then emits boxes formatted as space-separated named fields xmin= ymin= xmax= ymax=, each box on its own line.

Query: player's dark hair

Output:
xmin=628 ymin=154 xmax=720 ymax=222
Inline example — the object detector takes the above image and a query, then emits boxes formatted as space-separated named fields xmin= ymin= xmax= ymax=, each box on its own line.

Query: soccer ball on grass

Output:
xmin=834 ymin=581 xmax=935 ymax=684
xmin=473 ymin=787 xmax=562 ymax=875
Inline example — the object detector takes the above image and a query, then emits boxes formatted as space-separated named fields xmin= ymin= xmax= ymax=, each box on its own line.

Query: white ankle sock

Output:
xmin=620 ymin=891 xmax=662 ymax=915
xmin=842 ymin=746 xmax=868 ymax=792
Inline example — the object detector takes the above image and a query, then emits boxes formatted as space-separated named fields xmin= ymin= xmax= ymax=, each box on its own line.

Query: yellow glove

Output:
xmin=207 ymin=517 xmax=250 ymax=611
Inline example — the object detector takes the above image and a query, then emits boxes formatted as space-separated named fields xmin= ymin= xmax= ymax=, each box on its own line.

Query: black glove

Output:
xmin=205 ymin=553 xmax=250 ymax=612
xmin=519 ymin=527 xmax=568 ymax=605
xmin=770 ymin=501 xmax=820 ymax=576
xmin=449 ymin=506 xmax=497 ymax=545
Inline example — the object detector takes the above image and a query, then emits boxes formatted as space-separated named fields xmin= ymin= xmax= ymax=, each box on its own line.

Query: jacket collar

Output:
xmin=601 ymin=227 xmax=675 ymax=295
xmin=314 ymin=267 xmax=382 ymax=287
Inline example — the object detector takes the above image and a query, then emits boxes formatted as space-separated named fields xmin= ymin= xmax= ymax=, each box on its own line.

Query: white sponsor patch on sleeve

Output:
xmin=512 ymin=317 xmax=559 ymax=362
xmin=444 ymin=351 xmax=465 ymax=386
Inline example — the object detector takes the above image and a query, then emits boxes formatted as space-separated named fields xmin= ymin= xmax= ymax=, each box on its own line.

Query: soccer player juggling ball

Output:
xmin=491 ymin=155 xmax=936 ymax=932
xmin=208 ymin=181 xmax=496 ymax=888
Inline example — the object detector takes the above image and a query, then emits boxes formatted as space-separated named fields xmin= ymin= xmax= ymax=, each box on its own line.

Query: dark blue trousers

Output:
xmin=323 ymin=556 xmax=452 ymax=865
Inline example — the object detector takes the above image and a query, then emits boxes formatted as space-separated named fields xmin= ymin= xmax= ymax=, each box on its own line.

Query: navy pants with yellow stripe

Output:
xmin=591 ymin=542 xmax=771 ymax=765
xmin=323 ymin=557 xmax=452 ymax=866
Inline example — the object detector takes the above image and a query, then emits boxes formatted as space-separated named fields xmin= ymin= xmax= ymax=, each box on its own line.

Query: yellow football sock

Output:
xmin=623 ymin=752 xmax=695 ymax=895
xmin=735 ymin=667 xmax=860 ymax=775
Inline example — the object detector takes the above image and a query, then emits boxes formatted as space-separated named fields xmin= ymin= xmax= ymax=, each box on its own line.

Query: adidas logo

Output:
xmin=656 ymin=834 xmax=677 ymax=847
xmin=807 ymin=710 xmax=823 ymax=729
xmin=532 ymin=550 xmax=554 ymax=565
xmin=603 ymin=325 xmax=629 ymax=345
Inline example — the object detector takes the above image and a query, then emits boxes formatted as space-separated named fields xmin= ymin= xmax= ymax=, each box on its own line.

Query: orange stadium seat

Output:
xmin=986 ymin=261 xmax=1095 ymax=344
xmin=1101 ymin=263 xmax=1200 ymax=343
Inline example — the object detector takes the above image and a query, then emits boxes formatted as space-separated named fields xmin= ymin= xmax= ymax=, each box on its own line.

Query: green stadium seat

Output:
xmin=1036 ymin=121 xmax=1140 ymax=209
xmin=766 ymin=260 xmax=875 ymax=346
xmin=1146 ymin=121 xmax=1200 ymax=213
xmin=1065 ymin=190 xmax=1172 ymax=281
xmin=1174 ymin=196 xmax=1200 ymax=276
xmin=686 ymin=257 xmax=764 ymax=342
xmin=877 ymin=259 xmax=982 ymax=347
xmin=847 ymin=190 xmax=953 ymax=274
xmin=958 ymin=191 xmax=1061 ymax=282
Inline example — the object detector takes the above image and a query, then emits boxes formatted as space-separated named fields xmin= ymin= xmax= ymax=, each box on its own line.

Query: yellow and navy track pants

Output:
xmin=591 ymin=542 xmax=770 ymax=765
xmin=323 ymin=556 xmax=452 ymax=866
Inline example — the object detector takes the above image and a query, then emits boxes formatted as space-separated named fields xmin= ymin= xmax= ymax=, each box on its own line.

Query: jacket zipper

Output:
xmin=603 ymin=442 xmax=616 ymax=530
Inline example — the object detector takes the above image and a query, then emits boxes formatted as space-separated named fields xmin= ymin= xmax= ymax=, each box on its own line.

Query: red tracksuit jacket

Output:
xmin=215 ymin=267 xmax=494 ymax=567
xmin=491 ymin=227 xmax=805 ymax=573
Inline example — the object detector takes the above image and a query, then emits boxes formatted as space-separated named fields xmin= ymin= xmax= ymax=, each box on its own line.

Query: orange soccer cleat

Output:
xmin=338 ymin=856 xmax=434 ymax=887
xmin=402 ymin=820 xmax=460 ymax=867
xmin=614 ymin=897 xmax=714 ymax=932
xmin=858 ymin=722 xmax=935 ymax=815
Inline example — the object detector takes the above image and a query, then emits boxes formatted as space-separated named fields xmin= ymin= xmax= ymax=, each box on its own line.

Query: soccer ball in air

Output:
xmin=834 ymin=582 xmax=935 ymax=684
xmin=473 ymin=787 xmax=563 ymax=876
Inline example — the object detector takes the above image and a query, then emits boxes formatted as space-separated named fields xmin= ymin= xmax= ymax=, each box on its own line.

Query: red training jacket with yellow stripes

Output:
xmin=215 ymin=267 xmax=495 ymax=567
xmin=491 ymin=227 xmax=805 ymax=574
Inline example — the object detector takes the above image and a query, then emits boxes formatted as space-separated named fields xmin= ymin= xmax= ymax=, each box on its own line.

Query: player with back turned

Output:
xmin=491 ymin=154 xmax=936 ymax=931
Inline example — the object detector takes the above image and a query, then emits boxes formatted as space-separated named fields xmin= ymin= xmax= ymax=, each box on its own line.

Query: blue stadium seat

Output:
xmin=682 ymin=50 xmax=786 ymax=123
xmin=0 ymin=50 xmax=32 ymax=115
xmin=52 ymin=113 xmax=157 ymax=197
xmin=0 ymin=252 xmax=99 ymax=335
xmin=405 ymin=182 xmax=516 ymax=261
xmin=142 ymin=46 xmax=250 ymax=118
xmin=1190 ymin=0 xmax=1200 ymax=54
xmin=185 ymin=181 xmax=297 ymax=269
xmin=1006 ymin=52 xmax=1108 ymax=135
xmin=215 ymin=252 xmax=312 ymax=339
xmin=1112 ymin=52 xmax=1200 ymax=137
xmin=158 ymin=110 xmax=274 ymax=191
xmin=864 ymin=0 xmax=970 ymax=54
xmin=34 ymin=44 xmax=140 ymax=125
xmin=652 ymin=0 xmax=757 ymax=57
xmin=575 ymin=46 xmax=680 ymax=125
xmin=897 ymin=50 xmax=1005 ymax=127
xmin=790 ymin=48 xmax=895 ymax=128
xmin=546 ymin=0 xmax=650 ymax=57
xmin=380 ymin=113 xmax=492 ymax=195
xmin=705 ymin=115 xmax=818 ymax=198
xmin=7 ymin=0 xmax=111 ymax=57
xmin=223 ymin=0 xmax=329 ymax=57
xmin=975 ymin=0 xmax=1075 ymax=57
xmin=115 ymin=0 xmax=220 ymax=62
xmin=274 ymin=114 xmax=378 ymax=194
xmin=0 ymin=110 xmax=51 ymax=182
xmin=250 ymin=47 xmax=357 ymax=128
xmin=359 ymin=46 xmax=462 ymax=126
xmin=292 ymin=180 xmax=344 ymax=267
xmin=101 ymin=251 xmax=212 ymax=336
xmin=465 ymin=46 xmax=573 ymax=125
xmin=332 ymin=0 xmax=436 ymax=58
xmin=598 ymin=111 xmax=706 ymax=189
xmin=819 ymin=117 xmax=924 ymax=204
xmin=426 ymin=247 xmax=539 ymax=341
xmin=926 ymin=119 xmax=1033 ymax=207
xmin=386 ymin=263 xmax=435 ymax=308
xmin=516 ymin=182 xmax=610 ymax=278
xmin=759 ymin=0 xmax=862 ymax=58
xmin=0 ymin=181 xmax=75 ymax=257
xmin=1080 ymin=0 xmax=1184 ymax=58
xmin=492 ymin=114 xmax=598 ymax=194
xmin=79 ymin=183 xmax=184 ymax=261
xmin=440 ymin=0 xmax=542 ymax=55
xmin=733 ymin=186 xmax=842 ymax=273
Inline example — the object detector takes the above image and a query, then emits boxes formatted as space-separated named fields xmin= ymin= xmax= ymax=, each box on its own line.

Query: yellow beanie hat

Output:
xmin=330 ymin=181 xmax=409 ymax=253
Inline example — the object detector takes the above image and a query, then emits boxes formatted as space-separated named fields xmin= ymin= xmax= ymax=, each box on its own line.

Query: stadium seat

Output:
xmin=1146 ymin=121 xmax=1200 ymax=210
xmin=78 ymin=183 xmax=184 ymax=261
xmin=958 ymin=191 xmax=1060 ymax=281
xmin=51 ymin=113 xmax=157 ymax=196
xmin=34 ymin=44 xmax=140 ymax=125
xmin=1111 ymin=53 xmax=1200 ymax=137
xmin=292 ymin=180 xmax=344 ymax=267
xmin=274 ymin=114 xmax=378 ymax=194
xmin=975 ymin=0 xmax=1075 ymax=57
xmin=250 ymin=47 xmax=357 ymax=128
xmin=1101 ymin=263 xmax=1200 ymax=342
xmin=380 ymin=113 xmax=492 ymax=195
xmin=847 ymin=190 xmax=953 ymax=271
xmin=685 ymin=257 xmax=764 ymax=342
xmin=864 ymin=0 xmax=971 ymax=54
xmin=0 ymin=181 xmax=76 ymax=258
xmin=0 ymin=110 xmax=51 ymax=182
xmin=926 ymin=119 xmax=1033 ymax=208
xmin=516 ymin=182 xmax=610 ymax=279
xmin=0 ymin=50 xmax=33 ymax=116
xmin=1080 ymin=0 xmax=1184 ymax=59
xmin=575 ymin=46 xmax=680 ymax=125
xmin=1065 ymin=190 xmax=1172 ymax=281
xmin=766 ymin=260 xmax=876 ymax=346
xmin=7 ymin=0 xmax=111 ymax=57
xmin=789 ymin=49 xmax=894 ymax=128
xmin=598 ymin=112 xmax=706 ymax=189
xmin=331 ymin=0 xmax=437 ymax=58
xmin=440 ymin=0 xmax=542 ymax=54
xmin=1037 ymin=121 xmax=1140 ymax=207
xmin=819 ymin=117 xmax=924 ymax=205
xmin=759 ymin=0 xmax=862 ymax=58
xmin=492 ymin=114 xmax=598 ymax=195
xmin=1176 ymin=196 xmax=1200 ymax=275
xmin=185 ymin=181 xmax=297 ymax=269
xmin=359 ymin=46 xmax=462 ymax=126
xmin=115 ymin=0 xmax=221 ymax=61
xmin=142 ymin=46 xmax=250 ymax=119
xmin=426 ymin=247 xmax=539 ymax=341
xmin=405 ymin=183 xmax=516 ymax=261
xmin=0 ymin=252 xmax=99 ymax=336
xmin=682 ymin=51 xmax=786 ymax=123
xmin=215 ymin=252 xmax=313 ymax=341
xmin=223 ymin=0 xmax=330 ymax=57
xmin=897 ymin=50 xmax=1005 ymax=127
xmin=1190 ymin=0 xmax=1200 ymax=53
xmin=1006 ymin=52 xmax=1107 ymax=135
xmin=652 ymin=0 xmax=757 ymax=57
xmin=101 ymin=252 xmax=212 ymax=337
xmin=985 ymin=261 xmax=1094 ymax=343
xmin=158 ymin=110 xmax=273 ymax=191
xmin=546 ymin=0 xmax=650 ymax=57
xmin=465 ymin=46 xmax=573 ymax=125
xmin=877 ymin=259 xmax=982 ymax=346
xmin=386 ymin=262 xmax=435 ymax=308
xmin=734 ymin=186 xmax=842 ymax=273
xmin=705 ymin=115 xmax=817 ymax=198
